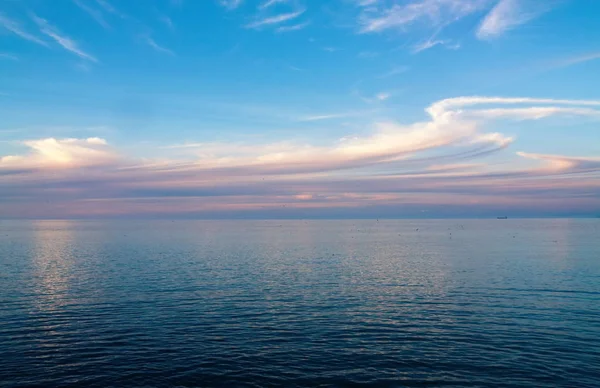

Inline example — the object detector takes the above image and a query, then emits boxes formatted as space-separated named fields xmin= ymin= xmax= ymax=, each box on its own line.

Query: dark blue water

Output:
xmin=1 ymin=219 xmax=599 ymax=387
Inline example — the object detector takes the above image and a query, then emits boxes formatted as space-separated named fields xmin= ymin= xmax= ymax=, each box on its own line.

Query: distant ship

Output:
xmin=497 ymin=216 xmax=508 ymax=219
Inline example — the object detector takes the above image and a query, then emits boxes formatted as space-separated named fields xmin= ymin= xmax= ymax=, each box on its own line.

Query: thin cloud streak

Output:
xmin=145 ymin=37 xmax=175 ymax=56
xmin=276 ymin=21 xmax=310 ymax=33
xmin=31 ymin=14 xmax=98 ymax=62
xmin=259 ymin=0 xmax=290 ymax=9
xmin=0 ymin=52 xmax=19 ymax=61
xmin=377 ymin=66 xmax=409 ymax=78
xmin=246 ymin=9 xmax=305 ymax=29
xmin=412 ymin=39 xmax=460 ymax=53
xmin=0 ymin=12 xmax=49 ymax=46
xmin=220 ymin=0 xmax=244 ymax=10
xmin=73 ymin=0 xmax=110 ymax=29
xmin=358 ymin=0 xmax=489 ymax=34
xmin=550 ymin=52 xmax=600 ymax=70
xmin=298 ymin=110 xmax=375 ymax=121
xmin=95 ymin=0 xmax=126 ymax=18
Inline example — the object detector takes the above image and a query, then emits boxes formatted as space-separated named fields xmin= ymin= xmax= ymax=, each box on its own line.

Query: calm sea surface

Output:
xmin=1 ymin=219 xmax=599 ymax=387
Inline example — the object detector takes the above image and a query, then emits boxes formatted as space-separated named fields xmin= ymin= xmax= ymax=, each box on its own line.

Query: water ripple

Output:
xmin=1 ymin=219 xmax=599 ymax=387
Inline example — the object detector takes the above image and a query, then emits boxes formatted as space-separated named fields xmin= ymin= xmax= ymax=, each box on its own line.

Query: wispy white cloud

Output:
xmin=145 ymin=37 xmax=175 ymax=56
xmin=0 ymin=12 xmax=48 ymax=46
xmin=426 ymin=97 xmax=600 ymax=130
xmin=549 ymin=52 xmax=600 ymax=70
xmin=413 ymin=39 xmax=446 ymax=53
xmin=427 ymin=96 xmax=600 ymax=119
xmin=0 ymin=52 xmax=19 ymax=61
xmin=259 ymin=0 xmax=289 ymax=9
xmin=298 ymin=110 xmax=375 ymax=121
xmin=5 ymin=99 xmax=600 ymax=178
xmin=73 ymin=0 xmax=110 ymax=29
xmin=477 ymin=0 xmax=552 ymax=39
xmin=377 ymin=65 xmax=409 ymax=78
xmin=412 ymin=38 xmax=460 ymax=53
xmin=31 ymin=14 xmax=97 ymax=62
xmin=357 ymin=0 xmax=379 ymax=5
xmin=358 ymin=0 xmax=489 ymax=34
xmin=276 ymin=21 xmax=310 ymax=33
xmin=246 ymin=9 xmax=305 ymax=29
xmin=95 ymin=0 xmax=126 ymax=18
xmin=299 ymin=113 xmax=350 ymax=121
xmin=219 ymin=0 xmax=244 ymax=10
xmin=354 ymin=88 xmax=399 ymax=104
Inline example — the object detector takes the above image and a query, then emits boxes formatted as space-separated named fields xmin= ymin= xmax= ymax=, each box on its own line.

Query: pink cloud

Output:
xmin=1 ymin=96 xmax=600 ymax=218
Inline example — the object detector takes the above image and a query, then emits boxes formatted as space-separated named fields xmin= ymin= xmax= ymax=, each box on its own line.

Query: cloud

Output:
xmin=375 ymin=92 xmax=391 ymax=101
xmin=427 ymin=96 xmax=600 ymax=119
xmin=0 ymin=52 xmax=19 ymax=61
xmin=469 ymin=106 xmax=600 ymax=120
xmin=73 ymin=0 xmax=110 ymax=29
xmin=276 ymin=21 xmax=310 ymax=33
xmin=145 ymin=37 xmax=175 ymax=56
xmin=219 ymin=0 xmax=244 ymax=10
xmin=259 ymin=0 xmax=290 ymax=9
xmin=2 ymin=96 xmax=599 ymax=218
xmin=95 ymin=0 xmax=126 ymax=18
xmin=412 ymin=38 xmax=460 ymax=53
xmin=246 ymin=9 xmax=305 ymax=29
xmin=298 ymin=110 xmax=375 ymax=121
xmin=517 ymin=152 xmax=600 ymax=174
xmin=299 ymin=113 xmax=343 ymax=121
xmin=550 ymin=52 xmax=600 ymax=70
xmin=31 ymin=14 xmax=97 ymax=62
xmin=357 ymin=0 xmax=379 ymax=5
xmin=353 ymin=87 xmax=400 ymax=104
xmin=1 ymin=137 xmax=115 ymax=168
xmin=358 ymin=0 xmax=489 ymax=34
xmin=95 ymin=0 xmax=119 ymax=14
xmin=377 ymin=66 xmax=409 ymax=78
xmin=477 ymin=0 xmax=551 ymax=39
xmin=0 ymin=12 xmax=48 ymax=46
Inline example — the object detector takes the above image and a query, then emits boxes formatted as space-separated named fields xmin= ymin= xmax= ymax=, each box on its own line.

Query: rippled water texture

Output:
xmin=1 ymin=219 xmax=599 ymax=387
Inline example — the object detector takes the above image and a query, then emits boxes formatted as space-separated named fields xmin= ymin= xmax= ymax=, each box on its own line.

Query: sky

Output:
xmin=1 ymin=0 xmax=600 ymax=219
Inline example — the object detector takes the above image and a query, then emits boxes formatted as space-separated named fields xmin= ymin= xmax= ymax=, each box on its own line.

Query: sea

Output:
xmin=1 ymin=219 xmax=599 ymax=387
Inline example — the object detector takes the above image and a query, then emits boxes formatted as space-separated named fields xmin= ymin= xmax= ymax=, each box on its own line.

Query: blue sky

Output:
xmin=1 ymin=0 xmax=600 ymax=218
